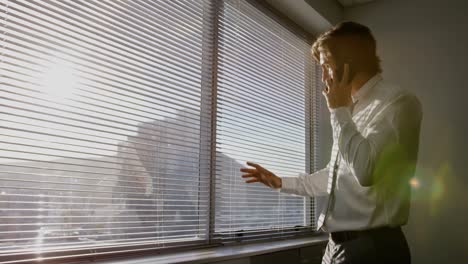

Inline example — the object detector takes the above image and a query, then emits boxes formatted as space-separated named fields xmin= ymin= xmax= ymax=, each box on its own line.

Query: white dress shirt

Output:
xmin=280 ymin=74 xmax=423 ymax=232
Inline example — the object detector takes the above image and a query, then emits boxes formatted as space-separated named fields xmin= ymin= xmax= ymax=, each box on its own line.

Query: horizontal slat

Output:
xmin=0 ymin=48 xmax=207 ymax=103
xmin=0 ymin=137 xmax=200 ymax=167
xmin=1 ymin=73 xmax=205 ymax=125
xmin=223 ymin=1 xmax=309 ymax=50
xmin=0 ymin=105 xmax=198 ymax=150
xmin=217 ymin=92 xmax=304 ymax=125
xmin=0 ymin=170 xmax=208 ymax=186
xmin=0 ymin=219 xmax=203 ymax=228
xmin=216 ymin=120 xmax=305 ymax=144
xmin=0 ymin=0 xmax=317 ymax=260
xmin=216 ymin=133 xmax=305 ymax=156
xmin=217 ymin=50 xmax=305 ymax=96
xmin=216 ymin=143 xmax=302 ymax=160
xmin=215 ymin=229 xmax=312 ymax=239
xmin=217 ymin=99 xmax=303 ymax=127
xmin=214 ymin=188 xmax=300 ymax=198
xmin=0 ymin=111 xmax=202 ymax=154
xmin=215 ymin=218 xmax=305 ymax=225
xmin=214 ymin=0 xmax=312 ymax=237
xmin=217 ymin=33 xmax=305 ymax=85
xmin=0 ymin=225 xmax=206 ymax=238
xmin=215 ymin=190 xmax=304 ymax=200
xmin=6 ymin=0 xmax=208 ymax=62
xmin=0 ymin=182 xmax=209 ymax=197
xmin=0 ymin=0 xmax=215 ymax=262
xmin=1 ymin=56 xmax=202 ymax=111
xmin=0 ymin=118 xmax=204 ymax=156
xmin=0 ymin=184 xmax=209 ymax=197
xmin=218 ymin=13 xmax=306 ymax=71
xmin=0 ymin=131 xmax=201 ymax=165
xmin=0 ymin=209 xmax=208 ymax=222
xmin=216 ymin=154 xmax=304 ymax=173
xmin=1 ymin=84 xmax=203 ymax=132
xmin=0 ymin=156 xmax=204 ymax=181
xmin=216 ymin=198 xmax=304 ymax=205
xmin=0 ymin=147 xmax=202 ymax=175
xmin=0 ymin=229 xmax=204 ymax=244
xmin=0 ymin=31 xmax=208 ymax=94
xmin=0 ymin=164 xmax=207 ymax=184
xmin=216 ymin=115 xmax=304 ymax=140
xmin=0 ymin=236 xmax=206 ymax=261
xmin=0 ymin=207 xmax=207 ymax=213
xmin=217 ymin=69 xmax=306 ymax=113
xmin=0 ymin=202 xmax=209 ymax=210
xmin=215 ymin=210 xmax=304 ymax=215
xmin=0 ymin=192 xmax=209 ymax=203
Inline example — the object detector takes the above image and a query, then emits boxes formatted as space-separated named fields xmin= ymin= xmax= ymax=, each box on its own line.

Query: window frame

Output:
xmin=0 ymin=0 xmax=322 ymax=262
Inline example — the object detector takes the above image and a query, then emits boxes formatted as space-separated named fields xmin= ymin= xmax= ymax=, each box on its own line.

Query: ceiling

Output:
xmin=266 ymin=0 xmax=379 ymax=35
xmin=337 ymin=0 xmax=376 ymax=7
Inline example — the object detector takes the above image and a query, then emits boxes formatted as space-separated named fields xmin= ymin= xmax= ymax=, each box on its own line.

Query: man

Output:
xmin=240 ymin=21 xmax=422 ymax=263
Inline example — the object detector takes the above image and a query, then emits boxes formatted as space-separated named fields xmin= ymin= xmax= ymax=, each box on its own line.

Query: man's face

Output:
xmin=319 ymin=52 xmax=338 ymax=86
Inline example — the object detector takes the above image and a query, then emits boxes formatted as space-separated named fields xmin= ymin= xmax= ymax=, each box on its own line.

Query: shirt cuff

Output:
xmin=279 ymin=176 xmax=298 ymax=194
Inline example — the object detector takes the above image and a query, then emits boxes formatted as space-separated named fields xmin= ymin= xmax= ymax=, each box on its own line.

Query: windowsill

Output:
xmin=95 ymin=235 xmax=328 ymax=264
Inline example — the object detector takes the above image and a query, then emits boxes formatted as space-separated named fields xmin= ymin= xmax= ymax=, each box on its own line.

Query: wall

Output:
xmin=212 ymin=244 xmax=325 ymax=264
xmin=344 ymin=0 xmax=468 ymax=263
xmin=266 ymin=0 xmax=338 ymax=35
xmin=304 ymin=0 xmax=343 ymax=26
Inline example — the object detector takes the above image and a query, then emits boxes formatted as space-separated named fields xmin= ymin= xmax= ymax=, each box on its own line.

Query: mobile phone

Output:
xmin=335 ymin=61 xmax=356 ymax=83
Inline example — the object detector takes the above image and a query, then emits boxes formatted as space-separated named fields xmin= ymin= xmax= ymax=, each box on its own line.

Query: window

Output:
xmin=214 ymin=0 xmax=317 ymax=241
xmin=0 ymin=0 xmax=320 ymax=262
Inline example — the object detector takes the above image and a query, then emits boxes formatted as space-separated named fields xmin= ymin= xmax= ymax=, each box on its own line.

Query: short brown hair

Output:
xmin=312 ymin=21 xmax=382 ymax=74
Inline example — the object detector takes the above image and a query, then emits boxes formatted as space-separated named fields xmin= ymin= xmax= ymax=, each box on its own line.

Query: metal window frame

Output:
xmin=0 ymin=0 xmax=322 ymax=262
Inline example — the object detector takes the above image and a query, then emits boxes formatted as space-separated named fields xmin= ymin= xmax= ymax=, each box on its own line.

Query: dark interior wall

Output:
xmin=344 ymin=0 xmax=468 ymax=263
xmin=211 ymin=243 xmax=326 ymax=264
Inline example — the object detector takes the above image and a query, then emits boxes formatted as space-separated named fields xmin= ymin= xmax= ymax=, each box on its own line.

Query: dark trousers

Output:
xmin=322 ymin=226 xmax=411 ymax=264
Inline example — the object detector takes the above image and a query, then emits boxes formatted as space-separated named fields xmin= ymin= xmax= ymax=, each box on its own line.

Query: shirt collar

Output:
xmin=352 ymin=74 xmax=383 ymax=103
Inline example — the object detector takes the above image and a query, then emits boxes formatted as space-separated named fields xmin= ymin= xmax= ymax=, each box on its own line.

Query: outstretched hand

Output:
xmin=240 ymin=161 xmax=282 ymax=189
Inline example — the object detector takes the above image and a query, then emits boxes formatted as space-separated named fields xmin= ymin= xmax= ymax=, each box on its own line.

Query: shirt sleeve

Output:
xmin=330 ymin=94 xmax=422 ymax=187
xmin=279 ymin=167 xmax=329 ymax=197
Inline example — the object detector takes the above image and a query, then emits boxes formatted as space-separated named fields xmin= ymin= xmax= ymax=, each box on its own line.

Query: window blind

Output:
xmin=0 ymin=0 xmax=215 ymax=262
xmin=214 ymin=0 xmax=318 ymax=242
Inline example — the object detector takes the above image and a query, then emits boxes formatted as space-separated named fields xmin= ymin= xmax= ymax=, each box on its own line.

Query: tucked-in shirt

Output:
xmin=280 ymin=74 xmax=423 ymax=232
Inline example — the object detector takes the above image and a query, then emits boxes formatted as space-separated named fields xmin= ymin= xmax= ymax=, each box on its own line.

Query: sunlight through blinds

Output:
xmin=214 ymin=0 xmax=318 ymax=242
xmin=0 ymin=0 xmax=215 ymax=262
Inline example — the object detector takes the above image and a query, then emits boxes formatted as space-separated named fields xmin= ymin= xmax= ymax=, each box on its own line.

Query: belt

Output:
xmin=330 ymin=226 xmax=401 ymax=243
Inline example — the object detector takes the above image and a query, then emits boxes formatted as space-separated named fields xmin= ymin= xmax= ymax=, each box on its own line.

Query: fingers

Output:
xmin=246 ymin=161 xmax=264 ymax=171
xmin=324 ymin=77 xmax=333 ymax=92
xmin=245 ymin=178 xmax=260 ymax=184
xmin=341 ymin=63 xmax=349 ymax=84
xmin=241 ymin=172 xmax=260 ymax=184
xmin=322 ymin=88 xmax=328 ymax=97
xmin=240 ymin=168 xmax=256 ymax=173
xmin=241 ymin=173 xmax=254 ymax=178
xmin=242 ymin=162 xmax=272 ymax=185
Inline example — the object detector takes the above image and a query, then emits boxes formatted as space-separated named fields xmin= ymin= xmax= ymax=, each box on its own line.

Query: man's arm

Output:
xmin=280 ymin=167 xmax=329 ymax=197
xmin=331 ymin=94 xmax=422 ymax=187
xmin=240 ymin=162 xmax=329 ymax=197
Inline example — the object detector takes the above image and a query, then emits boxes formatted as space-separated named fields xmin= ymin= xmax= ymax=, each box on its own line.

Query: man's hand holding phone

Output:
xmin=322 ymin=63 xmax=353 ymax=109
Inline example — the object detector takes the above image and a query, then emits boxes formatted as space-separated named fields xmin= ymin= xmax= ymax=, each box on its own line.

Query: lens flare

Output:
xmin=409 ymin=177 xmax=421 ymax=189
